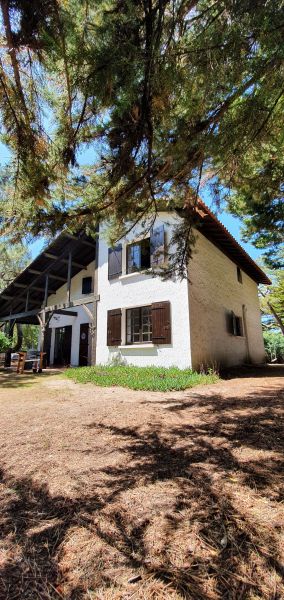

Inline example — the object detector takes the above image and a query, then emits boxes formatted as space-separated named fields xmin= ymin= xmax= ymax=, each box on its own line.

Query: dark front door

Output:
xmin=54 ymin=326 xmax=72 ymax=366
xmin=79 ymin=323 xmax=89 ymax=366
xmin=43 ymin=326 xmax=52 ymax=367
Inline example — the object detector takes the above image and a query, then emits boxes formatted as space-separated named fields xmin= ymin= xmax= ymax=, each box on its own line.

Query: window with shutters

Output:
xmin=127 ymin=239 xmax=151 ymax=273
xmin=126 ymin=306 xmax=152 ymax=344
xmin=82 ymin=276 xmax=93 ymax=295
xmin=226 ymin=310 xmax=243 ymax=336
xmin=126 ymin=225 xmax=165 ymax=274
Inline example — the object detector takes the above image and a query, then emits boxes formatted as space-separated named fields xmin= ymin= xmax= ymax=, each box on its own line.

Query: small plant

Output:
xmin=65 ymin=364 xmax=219 ymax=392
xmin=108 ymin=352 xmax=127 ymax=367
xmin=199 ymin=361 xmax=220 ymax=376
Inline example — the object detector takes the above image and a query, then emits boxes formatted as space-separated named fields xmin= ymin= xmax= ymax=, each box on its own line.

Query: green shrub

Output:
xmin=263 ymin=331 xmax=284 ymax=363
xmin=0 ymin=331 xmax=11 ymax=352
xmin=65 ymin=365 xmax=219 ymax=392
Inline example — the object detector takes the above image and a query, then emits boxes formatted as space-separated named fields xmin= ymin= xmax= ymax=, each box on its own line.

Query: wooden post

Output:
xmin=90 ymin=300 xmax=97 ymax=366
xmin=44 ymin=274 xmax=49 ymax=308
xmin=37 ymin=311 xmax=46 ymax=354
xmin=4 ymin=320 xmax=15 ymax=368
xmin=90 ymin=233 xmax=99 ymax=366
xmin=67 ymin=251 xmax=72 ymax=303
xmin=25 ymin=289 xmax=29 ymax=312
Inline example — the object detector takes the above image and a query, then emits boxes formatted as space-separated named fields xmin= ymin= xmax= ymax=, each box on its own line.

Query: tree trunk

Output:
xmin=267 ymin=301 xmax=284 ymax=335
xmin=4 ymin=323 xmax=23 ymax=367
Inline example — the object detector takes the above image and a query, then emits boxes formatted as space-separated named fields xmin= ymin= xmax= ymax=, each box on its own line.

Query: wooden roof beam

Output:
xmin=43 ymin=253 xmax=87 ymax=270
xmin=13 ymin=282 xmax=46 ymax=292
xmin=28 ymin=268 xmax=66 ymax=283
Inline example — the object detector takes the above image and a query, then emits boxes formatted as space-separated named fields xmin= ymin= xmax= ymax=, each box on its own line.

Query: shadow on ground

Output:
xmin=0 ymin=378 xmax=283 ymax=599
xmin=0 ymin=368 xmax=64 ymax=389
xmin=220 ymin=363 xmax=284 ymax=379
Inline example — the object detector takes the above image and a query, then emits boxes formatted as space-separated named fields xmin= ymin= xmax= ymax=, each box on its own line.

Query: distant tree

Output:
xmin=0 ymin=241 xmax=31 ymax=291
xmin=0 ymin=241 xmax=38 ymax=353
xmin=260 ymin=249 xmax=284 ymax=335
xmin=263 ymin=331 xmax=284 ymax=363
xmin=0 ymin=0 xmax=283 ymax=275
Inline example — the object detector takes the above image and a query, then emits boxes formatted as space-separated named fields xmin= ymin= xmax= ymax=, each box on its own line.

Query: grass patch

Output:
xmin=65 ymin=365 xmax=219 ymax=391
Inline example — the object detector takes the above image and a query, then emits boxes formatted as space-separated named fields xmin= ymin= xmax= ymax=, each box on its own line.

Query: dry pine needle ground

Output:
xmin=0 ymin=366 xmax=283 ymax=599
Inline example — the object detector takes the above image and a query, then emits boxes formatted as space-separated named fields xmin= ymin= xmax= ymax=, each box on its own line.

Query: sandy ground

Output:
xmin=0 ymin=366 xmax=283 ymax=599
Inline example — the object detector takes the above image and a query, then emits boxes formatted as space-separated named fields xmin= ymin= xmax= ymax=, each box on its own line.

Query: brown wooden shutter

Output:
xmin=151 ymin=301 xmax=171 ymax=344
xmin=226 ymin=311 xmax=234 ymax=335
xmin=150 ymin=225 xmax=165 ymax=266
xmin=108 ymin=245 xmax=122 ymax=279
xmin=107 ymin=308 xmax=122 ymax=346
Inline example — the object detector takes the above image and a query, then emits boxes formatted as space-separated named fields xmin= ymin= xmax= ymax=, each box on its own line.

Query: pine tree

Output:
xmin=0 ymin=0 xmax=283 ymax=274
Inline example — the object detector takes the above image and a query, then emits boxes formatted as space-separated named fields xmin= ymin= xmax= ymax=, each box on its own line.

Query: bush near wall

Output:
xmin=263 ymin=332 xmax=284 ymax=363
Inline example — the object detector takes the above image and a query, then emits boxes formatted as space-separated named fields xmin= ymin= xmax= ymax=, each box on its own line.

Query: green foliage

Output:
xmin=259 ymin=248 xmax=284 ymax=333
xmin=0 ymin=241 xmax=39 ymax=350
xmin=0 ymin=331 xmax=11 ymax=352
xmin=0 ymin=241 xmax=31 ymax=291
xmin=21 ymin=325 xmax=39 ymax=350
xmin=263 ymin=332 xmax=284 ymax=363
xmin=11 ymin=324 xmax=39 ymax=351
xmin=65 ymin=365 xmax=219 ymax=392
xmin=0 ymin=1 xmax=283 ymax=271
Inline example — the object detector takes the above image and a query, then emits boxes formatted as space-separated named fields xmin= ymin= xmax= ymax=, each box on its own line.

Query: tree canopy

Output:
xmin=0 ymin=0 xmax=283 ymax=273
xmin=260 ymin=248 xmax=284 ymax=335
xmin=0 ymin=240 xmax=31 ymax=291
xmin=0 ymin=241 xmax=38 ymax=351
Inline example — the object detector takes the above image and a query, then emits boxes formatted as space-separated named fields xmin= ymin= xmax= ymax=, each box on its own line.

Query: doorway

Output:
xmin=54 ymin=326 xmax=72 ymax=366
xmin=79 ymin=323 xmax=89 ymax=366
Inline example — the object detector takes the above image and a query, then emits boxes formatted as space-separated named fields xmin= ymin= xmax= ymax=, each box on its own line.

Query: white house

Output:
xmin=0 ymin=201 xmax=270 ymax=370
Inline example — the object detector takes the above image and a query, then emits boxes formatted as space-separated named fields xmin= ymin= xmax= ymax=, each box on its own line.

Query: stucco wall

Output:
xmin=46 ymin=261 xmax=95 ymax=365
xmin=96 ymin=213 xmax=192 ymax=368
xmin=188 ymin=232 xmax=265 ymax=369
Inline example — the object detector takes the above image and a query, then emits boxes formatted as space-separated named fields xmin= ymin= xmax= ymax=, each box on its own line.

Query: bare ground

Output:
xmin=0 ymin=366 xmax=283 ymax=600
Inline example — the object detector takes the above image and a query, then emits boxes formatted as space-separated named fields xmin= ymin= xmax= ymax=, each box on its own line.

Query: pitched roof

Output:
xmin=193 ymin=200 xmax=271 ymax=285
xmin=0 ymin=232 xmax=97 ymax=323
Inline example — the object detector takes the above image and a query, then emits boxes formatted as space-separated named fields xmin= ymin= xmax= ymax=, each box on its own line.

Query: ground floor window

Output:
xmin=126 ymin=306 xmax=152 ymax=344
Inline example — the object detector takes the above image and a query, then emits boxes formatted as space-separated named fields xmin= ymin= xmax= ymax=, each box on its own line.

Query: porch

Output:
xmin=0 ymin=232 xmax=100 ymax=369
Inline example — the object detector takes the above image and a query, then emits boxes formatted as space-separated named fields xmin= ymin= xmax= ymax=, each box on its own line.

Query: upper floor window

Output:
xmin=82 ymin=276 xmax=93 ymax=295
xmin=107 ymin=225 xmax=165 ymax=280
xmin=127 ymin=239 xmax=151 ymax=273
xmin=237 ymin=266 xmax=242 ymax=283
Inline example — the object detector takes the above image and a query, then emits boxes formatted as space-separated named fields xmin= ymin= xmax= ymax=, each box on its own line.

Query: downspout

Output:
xmin=242 ymin=304 xmax=251 ymax=364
